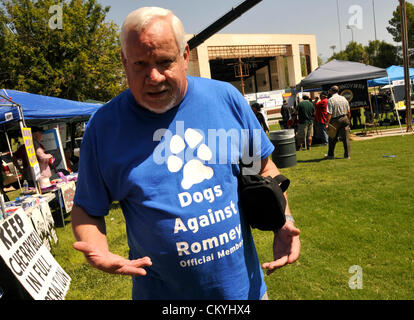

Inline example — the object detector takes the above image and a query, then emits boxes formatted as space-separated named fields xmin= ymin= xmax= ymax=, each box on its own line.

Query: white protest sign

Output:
xmin=29 ymin=207 xmax=51 ymax=251
xmin=392 ymin=80 xmax=405 ymax=86
xmin=0 ymin=209 xmax=71 ymax=300
xmin=39 ymin=201 xmax=58 ymax=245
xmin=244 ymin=93 xmax=257 ymax=102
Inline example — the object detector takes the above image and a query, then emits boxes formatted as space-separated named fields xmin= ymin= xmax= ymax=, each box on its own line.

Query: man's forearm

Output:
xmin=260 ymin=157 xmax=280 ymax=179
xmin=71 ymin=205 xmax=109 ymax=252
xmin=326 ymin=114 xmax=332 ymax=125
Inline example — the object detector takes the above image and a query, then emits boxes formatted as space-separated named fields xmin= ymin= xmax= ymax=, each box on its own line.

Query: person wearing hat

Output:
xmin=314 ymin=92 xmax=329 ymax=145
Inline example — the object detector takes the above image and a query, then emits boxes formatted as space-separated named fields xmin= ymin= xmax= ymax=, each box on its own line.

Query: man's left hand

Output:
xmin=262 ymin=221 xmax=301 ymax=275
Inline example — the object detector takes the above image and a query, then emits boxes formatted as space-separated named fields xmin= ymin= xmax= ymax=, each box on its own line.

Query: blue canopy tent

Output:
xmin=367 ymin=65 xmax=414 ymax=87
xmin=0 ymin=89 xmax=103 ymax=190
xmin=0 ymin=89 xmax=103 ymax=128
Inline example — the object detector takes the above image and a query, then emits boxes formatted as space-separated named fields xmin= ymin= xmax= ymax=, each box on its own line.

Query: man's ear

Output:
xmin=183 ymin=44 xmax=190 ymax=64
xmin=121 ymin=49 xmax=127 ymax=70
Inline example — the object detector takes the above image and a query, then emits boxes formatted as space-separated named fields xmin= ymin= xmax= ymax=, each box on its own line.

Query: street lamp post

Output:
xmin=336 ymin=0 xmax=343 ymax=51
xmin=346 ymin=24 xmax=355 ymax=43
xmin=372 ymin=0 xmax=378 ymax=42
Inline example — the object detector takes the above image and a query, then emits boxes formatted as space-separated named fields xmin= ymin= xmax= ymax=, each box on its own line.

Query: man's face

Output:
xmin=121 ymin=18 xmax=189 ymax=113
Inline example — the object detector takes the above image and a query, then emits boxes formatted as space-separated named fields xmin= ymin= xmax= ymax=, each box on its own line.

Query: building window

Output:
xmin=300 ymin=44 xmax=312 ymax=77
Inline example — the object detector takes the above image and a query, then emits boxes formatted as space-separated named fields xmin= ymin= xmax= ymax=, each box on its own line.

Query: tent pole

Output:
xmin=387 ymin=76 xmax=404 ymax=135
xmin=3 ymin=126 xmax=22 ymax=190
xmin=367 ymin=86 xmax=379 ymax=134
xmin=0 ymin=91 xmax=39 ymax=192
xmin=373 ymin=86 xmax=379 ymax=115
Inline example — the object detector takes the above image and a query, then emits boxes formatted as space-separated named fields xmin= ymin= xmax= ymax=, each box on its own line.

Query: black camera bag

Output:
xmin=238 ymin=173 xmax=290 ymax=231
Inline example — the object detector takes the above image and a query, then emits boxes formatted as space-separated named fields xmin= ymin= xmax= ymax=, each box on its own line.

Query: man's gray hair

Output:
xmin=120 ymin=7 xmax=187 ymax=55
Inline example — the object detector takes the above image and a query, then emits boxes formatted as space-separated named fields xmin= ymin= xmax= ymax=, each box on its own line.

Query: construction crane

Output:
xmin=187 ymin=0 xmax=263 ymax=50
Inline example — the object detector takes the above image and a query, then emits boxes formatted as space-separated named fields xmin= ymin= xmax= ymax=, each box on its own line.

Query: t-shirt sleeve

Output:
xmin=73 ymin=119 xmax=112 ymax=217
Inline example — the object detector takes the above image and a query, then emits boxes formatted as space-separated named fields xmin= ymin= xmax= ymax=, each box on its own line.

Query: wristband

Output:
xmin=285 ymin=215 xmax=295 ymax=223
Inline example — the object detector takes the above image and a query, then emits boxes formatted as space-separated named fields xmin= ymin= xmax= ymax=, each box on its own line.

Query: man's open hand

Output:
xmin=262 ymin=221 xmax=301 ymax=275
xmin=73 ymin=241 xmax=152 ymax=276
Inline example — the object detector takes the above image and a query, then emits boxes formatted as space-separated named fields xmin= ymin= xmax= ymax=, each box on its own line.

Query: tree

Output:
xmin=387 ymin=2 xmax=414 ymax=50
xmin=328 ymin=41 xmax=401 ymax=68
xmin=0 ymin=0 xmax=127 ymax=102
xmin=317 ymin=55 xmax=323 ymax=67
xmin=329 ymin=50 xmax=349 ymax=61
xmin=329 ymin=42 xmax=368 ymax=63
xmin=366 ymin=40 xmax=402 ymax=68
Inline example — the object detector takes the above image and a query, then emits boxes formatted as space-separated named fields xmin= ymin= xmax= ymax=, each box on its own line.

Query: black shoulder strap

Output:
xmin=240 ymin=161 xmax=290 ymax=192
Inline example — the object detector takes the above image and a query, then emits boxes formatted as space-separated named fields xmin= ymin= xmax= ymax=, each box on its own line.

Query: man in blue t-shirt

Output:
xmin=71 ymin=7 xmax=301 ymax=300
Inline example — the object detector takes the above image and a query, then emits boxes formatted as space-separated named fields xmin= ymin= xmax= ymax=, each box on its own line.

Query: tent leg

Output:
xmin=3 ymin=129 xmax=22 ymax=191
xmin=368 ymin=88 xmax=379 ymax=135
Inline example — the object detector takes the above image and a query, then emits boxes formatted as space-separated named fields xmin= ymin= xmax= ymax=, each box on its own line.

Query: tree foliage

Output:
xmin=366 ymin=40 xmax=402 ymax=68
xmin=331 ymin=42 xmax=368 ymax=63
xmin=0 ymin=0 xmax=127 ymax=102
xmin=387 ymin=1 xmax=414 ymax=62
xmin=387 ymin=1 xmax=414 ymax=48
xmin=328 ymin=41 xmax=401 ymax=68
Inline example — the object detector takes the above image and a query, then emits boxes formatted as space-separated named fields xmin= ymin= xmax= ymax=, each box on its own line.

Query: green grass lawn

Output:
xmin=23 ymin=133 xmax=414 ymax=300
xmin=259 ymin=132 xmax=414 ymax=300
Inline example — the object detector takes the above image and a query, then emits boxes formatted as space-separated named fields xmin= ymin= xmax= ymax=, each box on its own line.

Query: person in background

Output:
xmin=313 ymin=92 xmax=329 ymax=145
xmin=281 ymin=99 xmax=291 ymax=129
xmin=350 ymin=108 xmax=361 ymax=129
xmin=251 ymin=103 xmax=270 ymax=133
xmin=12 ymin=126 xmax=53 ymax=186
xmin=32 ymin=127 xmax=54 ymax=180
xmin=325 ymin=85 xmax=351 ymax=159
xmin=295 ymin=95 xmax=315 ymax=150
xmin=12 ymin=143 xmax=33 ymax=187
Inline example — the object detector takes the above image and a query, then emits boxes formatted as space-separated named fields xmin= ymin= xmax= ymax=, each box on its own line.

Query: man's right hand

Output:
xmin=73 ymin=241 xmax=152 ymax=276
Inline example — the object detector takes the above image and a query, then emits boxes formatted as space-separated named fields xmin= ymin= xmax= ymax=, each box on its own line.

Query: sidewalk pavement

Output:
xmin=350 ymin=127 xmax=414 ymax=141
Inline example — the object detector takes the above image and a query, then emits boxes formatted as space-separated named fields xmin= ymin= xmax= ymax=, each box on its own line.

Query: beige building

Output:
xmin=186 ymin=33 xmax=318 ymax=94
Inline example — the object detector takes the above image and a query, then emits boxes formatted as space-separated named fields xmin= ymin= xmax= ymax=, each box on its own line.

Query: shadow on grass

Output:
xmin=297 ymin=157 xmax=330 ymax=163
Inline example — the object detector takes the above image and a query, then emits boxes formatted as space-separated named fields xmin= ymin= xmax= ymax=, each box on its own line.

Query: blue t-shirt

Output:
xmin=74 ymin=76 xmax=274 ymax=300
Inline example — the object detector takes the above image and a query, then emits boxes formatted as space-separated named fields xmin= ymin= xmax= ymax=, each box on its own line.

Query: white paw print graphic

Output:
xmin=167 ymin=128 xmax=214 ymax=190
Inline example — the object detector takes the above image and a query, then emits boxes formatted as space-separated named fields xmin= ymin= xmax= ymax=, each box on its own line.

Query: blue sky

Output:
xmin=99 ymin=0 xmax=410 ymax=61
